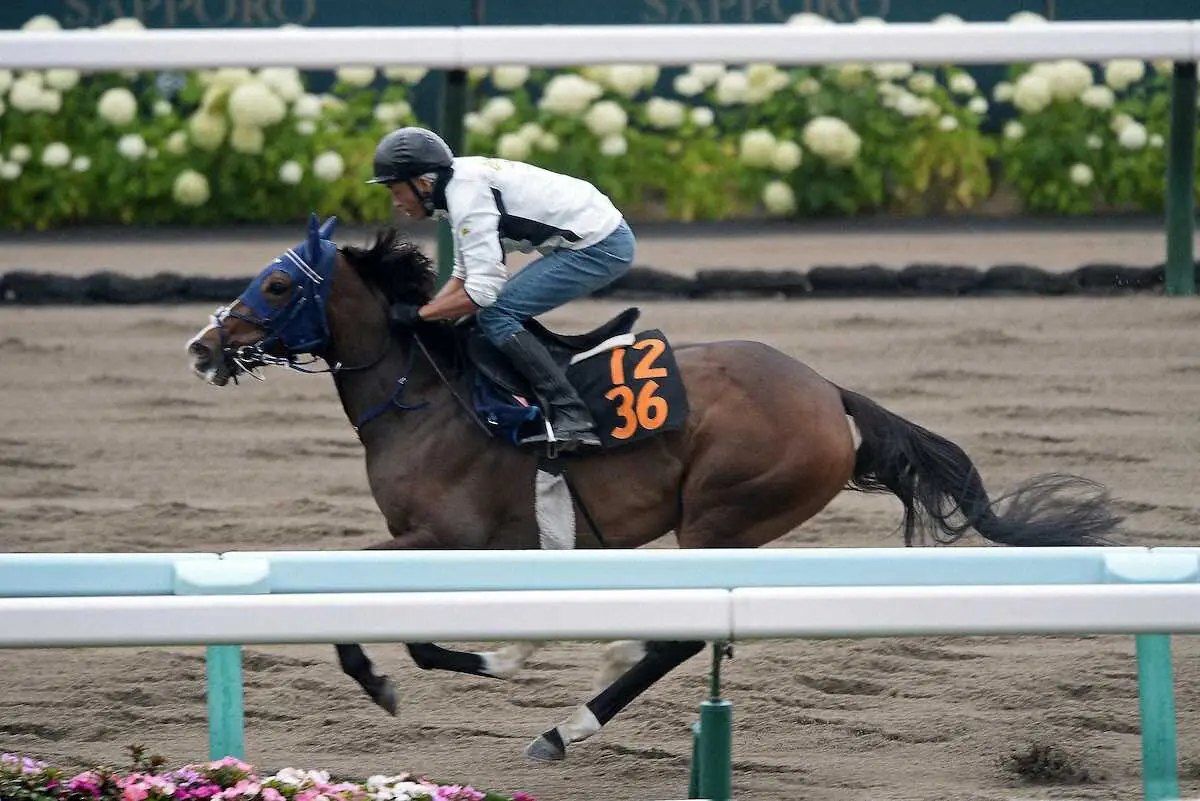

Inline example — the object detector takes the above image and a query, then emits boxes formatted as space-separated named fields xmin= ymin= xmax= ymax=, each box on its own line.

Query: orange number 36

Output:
xmin=605 ymin=339 xmax=671 ymax=440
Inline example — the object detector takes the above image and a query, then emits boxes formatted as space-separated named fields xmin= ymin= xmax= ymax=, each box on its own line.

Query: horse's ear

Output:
xmin=305 ymin=212 xmax=321 ymax=258
xmin=318 ymin=215 xmax=337 ymax=240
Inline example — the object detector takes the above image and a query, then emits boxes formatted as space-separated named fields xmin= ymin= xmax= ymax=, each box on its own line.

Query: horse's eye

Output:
xmin=267 ymin=281 xmax=288 ymax=296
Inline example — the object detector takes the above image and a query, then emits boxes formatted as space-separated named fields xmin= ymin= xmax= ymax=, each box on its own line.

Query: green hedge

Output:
xmin=0 ymin=11 xmax=1193 ymax=230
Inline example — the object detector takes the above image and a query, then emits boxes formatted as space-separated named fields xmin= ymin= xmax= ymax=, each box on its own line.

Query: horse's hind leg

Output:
xmin=525 ymin=639 xmax=705 ymax=761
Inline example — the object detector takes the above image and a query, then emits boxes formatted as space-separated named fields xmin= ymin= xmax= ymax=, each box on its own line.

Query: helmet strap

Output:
xmin=406 ymin=178 xmax=436 ymax=216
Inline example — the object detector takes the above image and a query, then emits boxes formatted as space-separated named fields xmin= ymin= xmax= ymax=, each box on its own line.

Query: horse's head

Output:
xmin=187 ymin=213 xmax=339 ymax=385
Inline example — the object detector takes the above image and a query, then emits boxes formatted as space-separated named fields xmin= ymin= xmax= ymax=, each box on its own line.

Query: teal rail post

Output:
xmin=206 ymin=645 xmax=246 ymax=760
xmin=696 ymin=643 xmax=734 ymax=801
xmin=1136 ymin=634 xmax=1180 ymax=801
xmin=1166 ymin=61 xmax=1197 ymax=297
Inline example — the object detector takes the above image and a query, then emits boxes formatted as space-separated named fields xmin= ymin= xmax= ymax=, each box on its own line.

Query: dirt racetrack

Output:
xmin=2 ymin=230 xmax=1200 ymax=800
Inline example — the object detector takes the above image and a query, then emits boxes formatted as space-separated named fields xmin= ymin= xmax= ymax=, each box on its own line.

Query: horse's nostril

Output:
xmin=189 ymin=341 xmax=212 ymax=361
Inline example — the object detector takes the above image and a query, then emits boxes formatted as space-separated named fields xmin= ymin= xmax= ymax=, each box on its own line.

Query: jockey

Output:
xmin=368 ymin=125 xmax=636 ymax=452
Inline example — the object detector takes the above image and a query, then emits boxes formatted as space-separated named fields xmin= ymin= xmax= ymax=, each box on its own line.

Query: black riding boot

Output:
xmin=498 ymin=330 xmax=602 ymax=451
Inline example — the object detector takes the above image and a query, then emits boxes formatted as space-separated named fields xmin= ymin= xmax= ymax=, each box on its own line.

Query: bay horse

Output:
xmin=184 ymin=214 xmax=1122 ymax=762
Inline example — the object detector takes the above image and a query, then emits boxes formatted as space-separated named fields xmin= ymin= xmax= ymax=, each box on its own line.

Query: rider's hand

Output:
xmin=388 ymin=303 xmax=424 ymax=330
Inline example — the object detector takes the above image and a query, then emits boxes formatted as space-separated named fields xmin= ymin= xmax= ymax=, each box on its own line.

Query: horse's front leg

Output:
xmin=334 ymin=535 xmax=542 ymax=717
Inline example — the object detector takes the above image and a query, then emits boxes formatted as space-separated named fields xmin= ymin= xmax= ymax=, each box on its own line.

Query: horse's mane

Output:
xmin=339 ymin=226 xmax=437 ymax=307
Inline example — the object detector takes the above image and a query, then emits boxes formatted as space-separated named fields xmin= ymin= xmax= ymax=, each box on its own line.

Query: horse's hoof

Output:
xmin=374 ymin=676 xmax=399 ymax=716
xmin=524 ymin=734 xmax=566 ymax=762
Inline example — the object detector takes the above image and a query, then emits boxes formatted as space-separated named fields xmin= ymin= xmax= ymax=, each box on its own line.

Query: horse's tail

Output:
xmin=838 ymin=387 xmax=1123 ymax=547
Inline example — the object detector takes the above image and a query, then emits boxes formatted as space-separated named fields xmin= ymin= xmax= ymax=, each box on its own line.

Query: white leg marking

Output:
xmin=847 ymin=414 xmax=862 ymax=451
xmin=592 ymin=640 xmax=647 ymax=692
xmin=555 ymin=704 xmax=602 ymax=746
xmin=481 ymin=642 xmax=541 ymax=679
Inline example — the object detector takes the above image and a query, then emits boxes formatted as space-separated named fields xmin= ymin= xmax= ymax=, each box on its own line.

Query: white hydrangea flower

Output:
xmin=258 ymin=67 xmax=305 ymax=101
xmin=492 ymin=66 xmax=530 ymax=90
xmin=336 ymin=67 xmax=376 ymax=87
xmin=166 ymin=130 xmax=189 ymax=155
xmin=714 ymin=71 xmax=749 ymax=105
xmin=279 ymin=160 xmax=303 ymax=184
xmin=949 ymin=73 xmax=976 ymax=95
xmin=384 ymin=67 xmax=428 ymax=84
xmin=537 ymin=132 xmax=560 ymax=152
xmin=45 ymin=69 xmax=79 ymax=91
xmin=229 ymin=80 xmax=287 ymax=127
xmin=1031 ymin=59 xmax=1092 ymax=102
xmin=932 ymin=13 xmax=965 ymax=24
xmin=786 ymin=12 xmax=830 ymax=25
xmin=895 ymin=92 xmax=925 ymax=118
xmin=229 ymin=125 xmax=264 ymax=154
xmin=1149 ymin=133 xmax=1164 ymax=148
xmin=0 ymin=161 xmax=21 ymax=181
xmin=739 ymin=129 xmax=777 ymax=167
xmin=688 ymin=63 xmax=726 ymax=87
xmin=833 ymin=64 xmax=867 ymax=89
xmin=71 ymin=155 xmax=90 ymax=172
xmin=967 ymin=97 xmax=988 ymax=114
xmin=41 ymin=142 xmax=70 ymax=168
xmin=1153 ymin=59 xmax=1174 ymax=76
xmin=481 ymin=96 xmax=516 ymax=125
xmin=9 ymin=75 xmax=46 ymax=112
xmin=539 ymin=74 xmax=603 ymax=116
xmin=599 ymin=134 xmax=627 ymax=157
xmin=795 ymin=76 xmax=821 ymax=96
xmin=872 ymin=62 xmax=913 ymax=82
xmin=907 ymin=72 xmax=936 ymax=94
xmin=517 ymin=122 xmax=544 ymax=141
xmin=937 ymin=115 xmax=959 ymax=131
xmin=1104 ymin=59 xmax=1145 ymax=92
xmin=602 ymin=64 xmax=653 ymax=97
xmin=1080 ymin=85 xmax=1115 ymax=110
xmin=0 ymin=71 xmax=12 ymax=94
xmin=22 ymin=14 xmax=60 ymax=31
xmin=295 ymin=119 xmax=317 ymax=135
xmin=464 ymin=112 xmax=494 ymax=136
xmin=98 ymin=87 xmax=138 ymax=126
xmin=39 ymin=90 xmax=62 ymax=114
xmin=207 ymin=68 xmax=254 ymax=90
xmin=313 ymin=151 xmax=345 ymax=181
xmin=117 ymin=133 xmax=147 ymax=160
xmin=690 ymin=106 xmax=714 ymax=127
xmin=292 ymin=94 xmax=323 ymax=120
xmin=9 ymin=144 xmax=31 ymax=164
xmin=1012 ymin=72 xmax=1052 ymax=113
xmin=854 ymin=16 xmax=886 ymax=25
xmin=172 ymin=170 xmax=210 ymax=206
xmin=1008 ymin=10 xmax=1047 ymax=24
xmin=1085 ymin=133 xmax=1103 ymax=150
xmin=469 ymin=67 xmax=489 ymax=83
xmin=496 ymin=132 xmax=531 ymax=161
xmin=1068 ymin=163 xmax=1093 ymax=187
xmin=1118 ymin=121 xmax=1147 ymax=149
xmin=802 ymin=116 xmax=862 ymax=166
xmin=101 ymin=17 xmax=145 ymax=31
xmin=584 ymin=100 xmax=628 ymax=137
xmin=673 ymin=73 xmax=705 ymax=97
xmin=374 ymin=102 xmax=411 ymax=126
xmin=1110 ymin=112 xmax=1135 ymax=134
xmin=1003 ymin=120 xmax=1025 ymax=140
xmin=646 ymin=97 xmax=686 ymax=129
xmin=153 ymin=100 xmax=173 ymax=117
xmin=771 ymin=140 xmax=803 ymax=172
xmin=762 ymin=180 xmax=796 ymax=215
xmin=992 ymin=81 xmax=1014 ymax=102
xmin=189 ymin=111 xmax=228 ymax=151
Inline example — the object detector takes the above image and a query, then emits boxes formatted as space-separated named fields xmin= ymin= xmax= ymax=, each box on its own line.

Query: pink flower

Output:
xmin=262 ymin=789 xmax=286 ymax=801
xmin=123 ymin=784 xmax=150 ymax=801
xmin=435 ymin=786 xmax=485 ymax=801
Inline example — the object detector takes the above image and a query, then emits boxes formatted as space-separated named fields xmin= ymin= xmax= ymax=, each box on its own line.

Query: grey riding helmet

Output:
xmin=367 ymin=126 xmax=454 ymax=185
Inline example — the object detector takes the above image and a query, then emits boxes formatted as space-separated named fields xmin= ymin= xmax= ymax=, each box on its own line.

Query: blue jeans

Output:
xmin=477 ymin=220 xmax=636 ymax=346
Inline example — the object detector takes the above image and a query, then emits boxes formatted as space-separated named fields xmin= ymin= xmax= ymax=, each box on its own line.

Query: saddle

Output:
xmin=464 ymin=306 xmax=689 ymax=452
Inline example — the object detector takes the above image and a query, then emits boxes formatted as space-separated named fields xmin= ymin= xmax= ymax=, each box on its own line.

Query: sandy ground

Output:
xmin=1 ymin=229 xmax=1200 ymax=801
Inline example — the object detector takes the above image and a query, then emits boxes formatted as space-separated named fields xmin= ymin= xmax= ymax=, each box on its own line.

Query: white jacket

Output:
xmin=434 ymin=156 xmax=624 ymax=307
